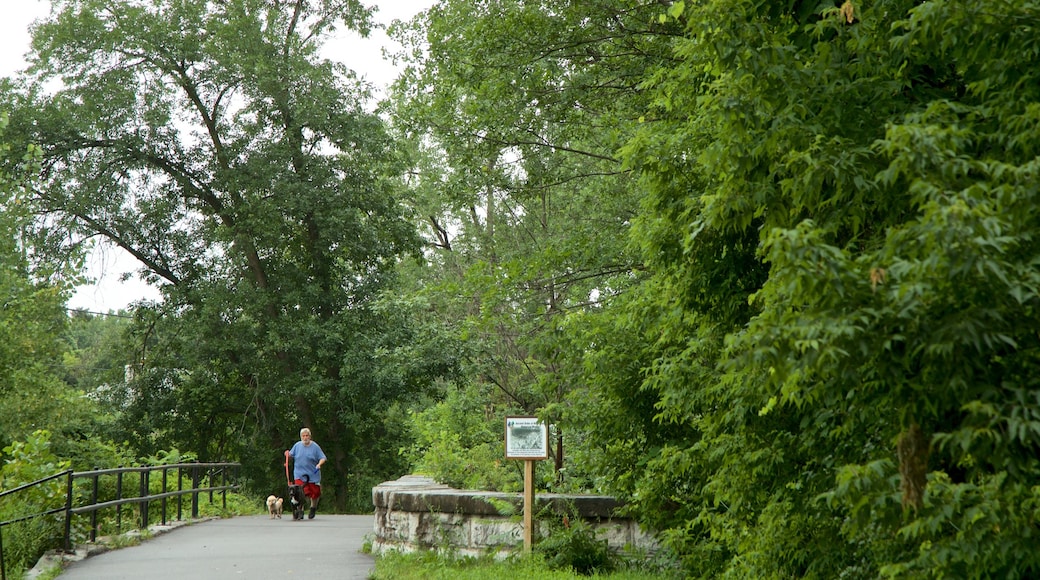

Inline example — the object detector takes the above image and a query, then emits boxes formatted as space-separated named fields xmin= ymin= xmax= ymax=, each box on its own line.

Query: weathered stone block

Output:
xmin=371 ymin=475 xmax=659 ymax=557
xmin=470 ymin=517 xmax=523 ymax=548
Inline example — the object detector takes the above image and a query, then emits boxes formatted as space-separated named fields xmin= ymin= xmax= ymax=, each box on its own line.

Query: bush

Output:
xmin=404 ymin=382 xmax=522 ymax=492
xmin=0 ymin=431 xmax=70 ymax=578
xmin=536 ymin=511 xmax=616 ymax=576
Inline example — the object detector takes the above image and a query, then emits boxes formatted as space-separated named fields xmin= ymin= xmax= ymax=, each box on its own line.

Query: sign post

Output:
xmin=505 ymin=416 xmax=548 ymax=553
xmin=524 ymin=458 xmax=535 ymax=551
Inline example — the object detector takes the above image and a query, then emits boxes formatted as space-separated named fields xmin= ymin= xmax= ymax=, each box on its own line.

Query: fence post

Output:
xmin=191 ymin=464 xmax=200 ymax=519
xmin=161 ymin=468 xmax=169 ymax=525
xmin=1 ymin=523 xmax=6 ymax=580
xmin=65 ymin=470 xmax=74 ymax=552
xmin=116 ymin=470 xmax=124 ymax=534
xmin=89 ymin=473 xmax=99 ymax=543
xmin=177 ymin=466 xmax=184 ymax=521
xmin=139 ymin=469 xmax=149 ymax=530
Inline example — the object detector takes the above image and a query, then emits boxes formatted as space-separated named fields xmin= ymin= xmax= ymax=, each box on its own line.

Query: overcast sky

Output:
xmin=0 ymin=1 xmax=433 ymax=313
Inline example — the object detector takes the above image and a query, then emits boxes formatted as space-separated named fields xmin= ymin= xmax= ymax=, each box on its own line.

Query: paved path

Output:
xmin=55 ymin=514 xmax=376 ymax=579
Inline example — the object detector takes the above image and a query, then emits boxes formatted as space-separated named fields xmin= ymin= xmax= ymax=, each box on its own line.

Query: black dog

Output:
xmin=287 ymin=483 xmax=306 ymax=520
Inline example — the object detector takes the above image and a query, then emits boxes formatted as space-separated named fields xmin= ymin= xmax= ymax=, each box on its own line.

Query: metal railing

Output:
xmin=0 ymin=462 xmax=239 ymax=580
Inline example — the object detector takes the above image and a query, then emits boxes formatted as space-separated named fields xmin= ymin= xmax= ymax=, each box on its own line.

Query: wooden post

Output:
xmin=505 ymin=416 xmax=547 ymax=555
xmin=523 ymin=459 xmax=534 ymax=553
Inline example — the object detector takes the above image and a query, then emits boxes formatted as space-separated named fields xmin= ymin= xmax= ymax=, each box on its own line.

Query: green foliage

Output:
xmin=0 ymin=431 xmax=69 ymax=503
xmin=372 ymin=550 xmax=672 ymax=580
xmin=386 ymin=0 xmax=1040 ymax=576
xmin=387 ymin=0 xmax=677 ymax=483
xmin=0 ymin=118 xmax=93 ymax=459
xmin=0 ymin=0 xmax=1032 ymax=576
xmin=0 ymin=428 xmax=252 ymax=579
xmin=403 ymin=382 xmax=521 ymax=492
xmin=0 ymin=431 xmax=70 ymax=578
xmin=1 ymin=0 xmax=434 ymax=512
xmin=63 ymin=311 xmax=131 ymax=390
xmin=575 ymin=0 xmax=1040 ymax=577
xmin=194 ymin=489 xmax=261 ymax=519
xmin=536 ymin=511 xmax=616 ymax=576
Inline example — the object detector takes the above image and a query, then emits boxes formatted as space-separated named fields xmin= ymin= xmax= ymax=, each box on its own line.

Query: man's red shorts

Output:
xmin=294 ymin=479 xmax=321 ymax=499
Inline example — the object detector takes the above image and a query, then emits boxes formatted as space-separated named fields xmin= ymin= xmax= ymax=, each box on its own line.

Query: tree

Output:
xmin=63 ymin=310 xmax=132 ymax=393
xmin=0 ymin=110 xmax=111 ymax=463
xmin=576 ymin=0 xmax=1040 ymax=577
xmin=388 ymin=0 xmax=680 ymax=485
xmin=2 ymin=0 xmax=423 ymax=510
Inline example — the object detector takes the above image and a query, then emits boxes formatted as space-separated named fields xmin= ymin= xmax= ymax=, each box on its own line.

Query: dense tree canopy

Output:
xmin=1 ymin=0 xmax=427 ymax=509
xmin=1 ymin=0 xmax=1037 ymax=575
xmin=568 ymin=0 xmax=1040 ymax=577
xmin=0 ymin=112 xmax=110 ymax=462
xmin=388 ymin=0 xmax=679 ymax=483
xmin=392 ymin=0 xmax=1040 ymax=577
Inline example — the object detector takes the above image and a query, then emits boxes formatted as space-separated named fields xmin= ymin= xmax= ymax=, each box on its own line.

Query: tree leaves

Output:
xmin=2 ymin=0 xmax=423 ymax=511
xmin=582 ymin=0 xmax=1040 ymax=576
xmin=387 ymin=0 xmax=679 ymax=480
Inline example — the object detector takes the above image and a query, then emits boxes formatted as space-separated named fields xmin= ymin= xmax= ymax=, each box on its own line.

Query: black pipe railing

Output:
xmin=0 ymin=462 xmax=239 ymax=580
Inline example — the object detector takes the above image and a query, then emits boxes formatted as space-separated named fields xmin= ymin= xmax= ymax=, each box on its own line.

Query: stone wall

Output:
xmin=371 ymin=475 xmax=656 ymax=558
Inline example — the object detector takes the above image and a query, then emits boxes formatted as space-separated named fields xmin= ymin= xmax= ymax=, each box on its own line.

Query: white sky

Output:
xmin=0 ymin=0 xmax=432 ymax=313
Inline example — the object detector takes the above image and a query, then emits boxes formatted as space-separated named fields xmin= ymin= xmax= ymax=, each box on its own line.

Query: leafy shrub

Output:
xmin=536 ymin=511 xmax=616 ymax=576
xmin=404 ymin=382 xmax=522 ymax=492
xmin=0 ymin=431 xmax=70 ymax=578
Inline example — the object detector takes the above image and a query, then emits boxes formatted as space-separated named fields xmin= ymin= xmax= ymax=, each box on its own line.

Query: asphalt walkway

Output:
xmin=52 ymin=514 xmax=376 ymax=579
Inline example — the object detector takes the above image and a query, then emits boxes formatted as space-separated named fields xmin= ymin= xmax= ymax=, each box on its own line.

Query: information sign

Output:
xmin=504 ymin=416 xmax=548 ymax=460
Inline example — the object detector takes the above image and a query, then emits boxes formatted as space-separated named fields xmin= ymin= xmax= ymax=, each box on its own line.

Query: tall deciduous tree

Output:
xmin=2 ymin=0 xmax=422 ymax=509
xmin=389 ymin=0 xmax=678 ymax=483
xmin=576 ymin=0 xmax=1040 ymax=577
xmin=0 ymin=112 xmax=105 ymax=461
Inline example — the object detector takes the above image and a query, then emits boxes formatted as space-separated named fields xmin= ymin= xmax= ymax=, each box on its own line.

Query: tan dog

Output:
xmin=266 ymin=495 xmax=283 ymax=519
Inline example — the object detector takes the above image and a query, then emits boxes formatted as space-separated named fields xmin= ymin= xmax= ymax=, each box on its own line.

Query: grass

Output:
xmin=369 ymin=550 xmax=678 ymax=580
xmin=32 ymin=563 xmax=64 ymax=580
